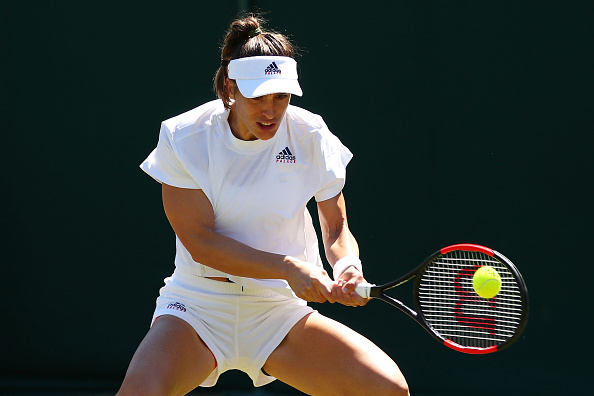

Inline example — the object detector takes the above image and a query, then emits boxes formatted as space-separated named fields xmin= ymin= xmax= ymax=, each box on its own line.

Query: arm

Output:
xmin=317 ymin=192 xmax=368 ymax=306
xmin=161 ymin=183 xmax=334 ymax=302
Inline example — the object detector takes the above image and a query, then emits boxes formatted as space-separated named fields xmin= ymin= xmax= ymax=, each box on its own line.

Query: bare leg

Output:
xmin=263 ymin=312 xmax=409 ymax=396
xmin=117 ymin=315 xmax=216 ymax=396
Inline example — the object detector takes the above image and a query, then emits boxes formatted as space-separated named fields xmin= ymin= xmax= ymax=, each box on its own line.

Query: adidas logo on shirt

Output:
xmin=265 ymin=62 xmax=282 ymax=75
xmin=276 ymin=147 xmax=296 ymax=163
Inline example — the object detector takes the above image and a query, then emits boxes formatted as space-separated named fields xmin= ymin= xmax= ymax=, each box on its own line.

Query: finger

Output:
xmin=303 ymin=292 xmax=326 ymax=304
xmin=335 ymin=289 xmax=368 ymax=307
xmin=305 ymin=280 xmax=332 ymax=303
xmin=347 ymin=290 xmax=369 ymax=306
xmin=330 ymin=280 xmax=343 ymax=301
xmin=341 ymin=280 xmax=357 ymax=294
xmin=318 ymin=283 xmax=333 ymax=303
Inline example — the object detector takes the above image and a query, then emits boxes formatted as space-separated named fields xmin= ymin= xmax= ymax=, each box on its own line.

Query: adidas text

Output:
xmin=276 ymin=147 xmax=296 ymax=163
xmin=166 ymin=302 xmax=187 ymax=312
xmin=265 ymin=62 xmax=282 ymax=75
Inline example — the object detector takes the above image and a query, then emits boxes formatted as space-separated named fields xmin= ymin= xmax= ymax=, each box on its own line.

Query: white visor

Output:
xmin=228 ymin=56 xmax=302 ymax=98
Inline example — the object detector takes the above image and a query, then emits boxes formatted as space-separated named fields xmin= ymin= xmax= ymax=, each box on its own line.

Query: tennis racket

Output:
xmin=356 ymin=244 xmax=529 ymax=354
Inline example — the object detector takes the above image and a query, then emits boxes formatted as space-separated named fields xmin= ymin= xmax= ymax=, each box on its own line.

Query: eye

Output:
xmin=275 ymin=94 xmax=290 ymax=100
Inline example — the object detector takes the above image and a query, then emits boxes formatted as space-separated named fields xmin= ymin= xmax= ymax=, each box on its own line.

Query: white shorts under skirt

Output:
xmin=151 ymin=270 xmax=315 ymax=387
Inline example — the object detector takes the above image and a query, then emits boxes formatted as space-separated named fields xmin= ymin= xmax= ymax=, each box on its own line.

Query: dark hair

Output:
xmin=214 ymin=16 xmax=296 ymax=109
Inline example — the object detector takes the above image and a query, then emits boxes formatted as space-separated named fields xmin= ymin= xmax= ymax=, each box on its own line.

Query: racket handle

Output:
xmin=355 ymin=283 xmax=375 ymax=298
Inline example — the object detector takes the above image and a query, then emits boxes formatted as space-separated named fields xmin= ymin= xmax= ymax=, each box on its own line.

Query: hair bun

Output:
xmin=227 ymin=16 xmax=261 ymax=43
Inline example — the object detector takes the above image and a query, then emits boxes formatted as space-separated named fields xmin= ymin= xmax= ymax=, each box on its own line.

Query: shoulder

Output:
xmin=286 ymin=105 xmax=327 ymax=132
xmin=286 ymin=105 xmax=347 ymax=150
xmin=161 ymin=99 xmax=225 ymax=143
xmin=285 ymin=105 xmax=338 ymax=144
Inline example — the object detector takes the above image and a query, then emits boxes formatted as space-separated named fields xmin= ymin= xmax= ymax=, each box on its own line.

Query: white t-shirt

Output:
xmin=140 ymin=99 xmax=352 ymax=295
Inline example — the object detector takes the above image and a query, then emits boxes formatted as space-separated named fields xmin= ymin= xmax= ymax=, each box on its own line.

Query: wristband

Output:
xmin=332 ymin=255 xmax=363 ymax=280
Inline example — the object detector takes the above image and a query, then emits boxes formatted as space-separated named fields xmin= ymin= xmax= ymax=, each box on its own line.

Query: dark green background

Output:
xmin=2 ymin=1 xmax=592 ymax=394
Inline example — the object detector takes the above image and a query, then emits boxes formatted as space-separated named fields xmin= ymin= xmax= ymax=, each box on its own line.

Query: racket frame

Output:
xmin=356 ymin=244 xmax=529 ymax=354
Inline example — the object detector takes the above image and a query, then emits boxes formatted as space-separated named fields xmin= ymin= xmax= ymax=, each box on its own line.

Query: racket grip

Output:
xmin=355 ymin=283 xmax=374 ymax=298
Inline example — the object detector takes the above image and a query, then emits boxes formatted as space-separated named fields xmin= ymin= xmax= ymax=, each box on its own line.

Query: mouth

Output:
xmin=257 ymin=121 xmax=276 ymax=131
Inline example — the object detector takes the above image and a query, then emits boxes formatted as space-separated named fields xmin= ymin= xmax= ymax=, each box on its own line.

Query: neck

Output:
xmin=227 ymin=108 xmax=256 ymax=141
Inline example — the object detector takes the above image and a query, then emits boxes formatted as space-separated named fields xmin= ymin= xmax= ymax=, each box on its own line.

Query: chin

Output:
xmin=258 ymin=133 xmax=276 ymax=141
xmin=254 ymin=127 xmax=279 ymax=140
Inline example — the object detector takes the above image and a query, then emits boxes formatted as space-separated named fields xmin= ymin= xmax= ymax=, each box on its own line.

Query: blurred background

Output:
xmin=2 ymin=0 xmax=592 ymax=395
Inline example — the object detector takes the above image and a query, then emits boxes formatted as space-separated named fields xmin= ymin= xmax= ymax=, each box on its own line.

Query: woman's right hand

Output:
xmin=284 ymin=258 xmax=334 ymax=303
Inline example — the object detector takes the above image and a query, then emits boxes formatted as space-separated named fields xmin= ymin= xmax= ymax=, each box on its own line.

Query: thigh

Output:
xmin=263 ymin=313 xmax=409 ymax=396
xmin=117 ymin=315 xmax=216 ymax=396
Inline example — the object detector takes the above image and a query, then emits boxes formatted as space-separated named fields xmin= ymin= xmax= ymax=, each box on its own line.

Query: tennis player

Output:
xmin=117 ymin=16 xmax=409 ymax=396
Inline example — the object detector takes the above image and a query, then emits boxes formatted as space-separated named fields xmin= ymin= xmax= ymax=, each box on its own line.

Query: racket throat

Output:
xmin=378 ymin=295 xmax=418 ymax=320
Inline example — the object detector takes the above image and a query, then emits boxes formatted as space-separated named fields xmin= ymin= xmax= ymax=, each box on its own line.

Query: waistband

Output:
xmin=171 ymin=267 xmax=286 ymax=298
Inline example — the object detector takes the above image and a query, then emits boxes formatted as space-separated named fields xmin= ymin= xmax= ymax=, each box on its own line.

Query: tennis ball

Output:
xmin=472 ymin=266 xmax=502 ymax=299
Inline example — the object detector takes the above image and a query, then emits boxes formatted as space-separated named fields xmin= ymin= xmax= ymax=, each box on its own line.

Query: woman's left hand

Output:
xmin=330 ymin=267 xmax=369 ymax=307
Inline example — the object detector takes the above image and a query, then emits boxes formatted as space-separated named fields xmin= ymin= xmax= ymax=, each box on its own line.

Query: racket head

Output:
xmin=413 ymin=244 xmax=529 ymax=354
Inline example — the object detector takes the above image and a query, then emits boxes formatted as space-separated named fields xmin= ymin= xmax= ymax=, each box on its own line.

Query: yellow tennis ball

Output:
xmin=473 ymin=266 xmax=502 ymax=299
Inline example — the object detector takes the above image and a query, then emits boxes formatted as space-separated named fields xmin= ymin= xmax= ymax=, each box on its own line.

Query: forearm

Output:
xmin=322 ymin=216 xmax=367 ymax=306
xmin=176 ymin=222 xmax=336 ymax=303
xmin=176 ymin=226 xmax=295 ymax=280
xmin=318 ymin=194 xmax=359 ymax=266
xmin=322 ymin=224 xmax=359 ymax=267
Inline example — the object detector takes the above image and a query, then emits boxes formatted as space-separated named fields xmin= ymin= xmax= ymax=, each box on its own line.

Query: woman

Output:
xmin=117 ymin=16 xmax=409 ymax=396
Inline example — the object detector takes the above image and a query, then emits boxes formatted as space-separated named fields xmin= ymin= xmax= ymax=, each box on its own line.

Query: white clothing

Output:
xmin=140 ymin=99 xmax=353 ymax=294
xmin=152 ymin=269 xmax=315 ymax=387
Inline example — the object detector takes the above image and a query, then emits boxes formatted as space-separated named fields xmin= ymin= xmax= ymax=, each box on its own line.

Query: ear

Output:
xmin=226 ymin=78 xmax=236 ymax=100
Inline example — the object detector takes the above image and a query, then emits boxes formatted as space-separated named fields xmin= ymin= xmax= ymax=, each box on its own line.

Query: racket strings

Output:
xmin=417 ymin=250 xmax=525 ymax=348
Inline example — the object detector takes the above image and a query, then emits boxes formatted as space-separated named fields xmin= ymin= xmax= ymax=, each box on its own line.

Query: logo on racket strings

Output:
xmin=453 ymin=266 xmax=497 ymax=334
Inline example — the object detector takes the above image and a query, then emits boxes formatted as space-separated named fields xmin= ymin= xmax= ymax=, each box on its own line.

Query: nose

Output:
xmin=260 ymin=96 xmax=276 ymax=119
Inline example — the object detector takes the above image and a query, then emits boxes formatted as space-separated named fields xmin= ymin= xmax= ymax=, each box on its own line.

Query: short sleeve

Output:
xmin=314 ymin=132 xmax=353 ymax=202
xmin=139 ymin=123 xmax=200 ymax=189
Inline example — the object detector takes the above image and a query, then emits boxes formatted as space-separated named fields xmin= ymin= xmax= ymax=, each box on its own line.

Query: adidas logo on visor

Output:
xmin=265 ymin=62 xmax=282 ymax=75
xmin=276 ymin=147 xmax=296 ymax=163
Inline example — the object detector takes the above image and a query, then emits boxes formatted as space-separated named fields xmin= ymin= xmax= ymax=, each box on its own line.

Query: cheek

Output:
xmin=276 ymin=98 xmax=290 ymax=110
xmin=275 ymin=103 xmax=290 ymax=117
xmin=240 ymin=106 xmax=257 ymax=124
